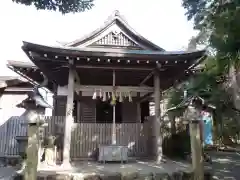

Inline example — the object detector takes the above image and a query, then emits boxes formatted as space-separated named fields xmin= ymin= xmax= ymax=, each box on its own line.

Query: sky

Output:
xmin=0 ymin=0 xmax=198 ymax=76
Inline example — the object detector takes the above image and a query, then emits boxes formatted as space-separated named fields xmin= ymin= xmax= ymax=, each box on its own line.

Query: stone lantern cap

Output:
xmin=16 ymin=75 xmax=52 ymax=125
xmin=17 ymin=87 xmax=52 ymax=110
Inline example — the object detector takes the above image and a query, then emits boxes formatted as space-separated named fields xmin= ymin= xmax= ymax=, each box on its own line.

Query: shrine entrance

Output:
xmin=96 ymin=100 xmax=122 ymax=123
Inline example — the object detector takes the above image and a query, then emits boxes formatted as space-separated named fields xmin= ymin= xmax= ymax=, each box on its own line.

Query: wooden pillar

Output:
xmin=137 ymin=92 xmax=141 ymax=123
xmin=62 ymin=61 xmax=75 ymax=166
xmin=112 ymin=70 xmax=116 ymax=144
xmin=153 ymin=71 xmax=162 ymax=163
xmin=190 ymin=120 xmax=204 ymax=180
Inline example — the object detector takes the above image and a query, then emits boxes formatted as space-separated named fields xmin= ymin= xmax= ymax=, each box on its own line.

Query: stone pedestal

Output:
xmin=24 ymin=123 xmax=39 ymax=180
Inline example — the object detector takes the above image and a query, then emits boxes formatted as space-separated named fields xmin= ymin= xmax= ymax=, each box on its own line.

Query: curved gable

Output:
xmin=64 ymin=10 xmax=165 ymax=51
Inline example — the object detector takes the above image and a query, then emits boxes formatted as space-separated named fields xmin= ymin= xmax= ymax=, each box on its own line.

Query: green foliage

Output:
xmin=166 ymin=56 xmax=239 ymax=140
xmin=182 ymin=0 xmax=240 ymax=60
xmin=166 ymin=57 xmax=229 ymax=111
xmin=169 ymin=1 xmax=240 ymax=141
xmin=12 ymin=0 xmax=94 ymax=14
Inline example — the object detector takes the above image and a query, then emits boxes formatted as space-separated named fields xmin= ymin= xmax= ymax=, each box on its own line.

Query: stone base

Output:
xmin=14 ymin=171 xmax=212 ymax=180
xmin=60 ymin=162 xmax=72 ymax=170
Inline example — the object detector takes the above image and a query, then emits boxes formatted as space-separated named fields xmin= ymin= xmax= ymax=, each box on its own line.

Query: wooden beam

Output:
xmin=140 ymin=71 xmax=154 ymax=86
xmin=137 ymin=92 xmax=141 ymax=123
xmin=0 ymin=81 xmax=7 ymax=88
xmin=138 ymin=92 xmax=153 ymax=102
xmin=7 ymin=65 xmax=39 ymax=86
xmin=74 ymin=70 xmax=80 ymax=84
xmin=73 ymin=69 xmax=80 ymax=95
xmin=75 ymin=84 xmax=153 ymax=93
xmin=75 ymin=65 xmax=154 ymax=71
xmin=23 ymin=41 xmax=205 ymax=61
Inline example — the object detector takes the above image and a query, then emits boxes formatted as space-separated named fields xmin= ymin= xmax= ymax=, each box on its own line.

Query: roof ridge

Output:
xmin=62 ymin=10 xmax=165 ymax=51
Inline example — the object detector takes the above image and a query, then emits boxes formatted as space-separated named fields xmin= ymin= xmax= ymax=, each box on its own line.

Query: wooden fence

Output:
xmin=0 ymin=116 xmax=150 ymax=160
xmin=70 ymin=123 xmax=149 ymax=160
xmin=0 ymin=116 xmax=27 ymax=156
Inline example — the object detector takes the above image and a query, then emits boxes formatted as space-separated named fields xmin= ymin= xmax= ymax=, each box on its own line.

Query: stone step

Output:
xmin=13 ymin=170 xmax=212 ymax=180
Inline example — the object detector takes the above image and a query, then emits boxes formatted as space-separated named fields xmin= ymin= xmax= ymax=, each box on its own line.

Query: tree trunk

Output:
xmin=229 ymin=65 xmax=240 ymax=110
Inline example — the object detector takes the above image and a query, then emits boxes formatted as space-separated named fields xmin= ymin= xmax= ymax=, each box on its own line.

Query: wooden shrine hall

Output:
xmin=7 ymin=11 xmax=206 ymax=163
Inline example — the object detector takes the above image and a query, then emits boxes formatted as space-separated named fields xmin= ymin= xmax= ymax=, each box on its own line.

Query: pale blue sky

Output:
xmin=0 ymin=0 xmax=197 ymax=76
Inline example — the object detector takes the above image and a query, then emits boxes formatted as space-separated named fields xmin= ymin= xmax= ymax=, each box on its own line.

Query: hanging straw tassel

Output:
xmin=124 ymin=92 xmax=128 ymax=98
xmin=92 ymin=90 xmax=97 ymax=100
xmin=119 ymin=92 xmax=123 ymax=102
xmin=128 ymin=92 xmax=132 ymax=102
xmin=115 ymin=91 xmax=119 ymax=98
xmin=107 ymin=92 xmax=111 ymax=99
xmin=102 ymin=92 xmax=106 ymax=102
xmin=111 ymin=92 xmax=116 ymax=105
xmin=99 ymin=89 xmax=103 ymax=99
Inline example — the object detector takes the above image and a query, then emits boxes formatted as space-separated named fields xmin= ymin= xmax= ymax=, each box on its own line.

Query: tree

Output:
xmin=166 ymin=49 xmax=240 ymax=140
xmin=182 ymin=0 xmax=240 ymax=110
xmin=12 ymin=0 xmax=94 ymax=14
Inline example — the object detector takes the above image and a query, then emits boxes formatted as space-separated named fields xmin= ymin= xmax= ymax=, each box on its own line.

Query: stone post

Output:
xmin=153 ymin=70 xmax=162 ymax=163
xmin=17 ymin=100 xmax=49 ymax=180
xmin=186 ymin=102 xmax=204 ymax=180
xmin=190 ymin=120 xmax=204 ymax=180
xmin=24 ymin=111 xmax=41 ymax=180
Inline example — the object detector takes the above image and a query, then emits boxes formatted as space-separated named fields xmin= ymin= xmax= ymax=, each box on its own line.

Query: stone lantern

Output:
xmin=16 ymin=75 xmax=52 ymax=180
xmin=183 ymin=96 xmax=209 ymax=180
